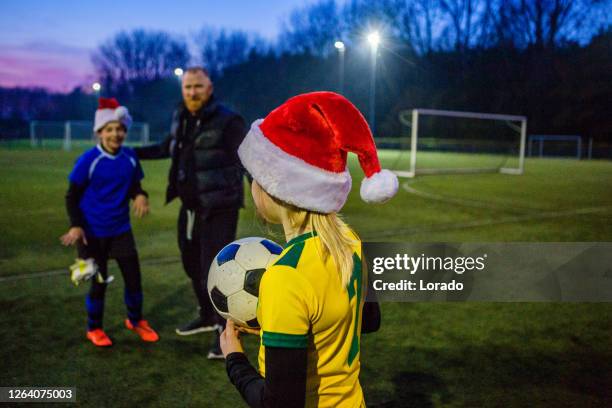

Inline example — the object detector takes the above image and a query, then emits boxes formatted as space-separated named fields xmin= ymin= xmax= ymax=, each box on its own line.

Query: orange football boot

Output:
xmin=125 ymin=319 xmax=159 ymax=342
xmin=86 ymin=328 xmax=113 ymax=347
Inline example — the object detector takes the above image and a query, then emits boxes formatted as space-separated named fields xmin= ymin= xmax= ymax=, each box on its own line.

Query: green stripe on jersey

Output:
xmin=262 ymin=331 xmax=309 ymax=348
xmin=348 ymin=252 xmax=363 ymax=366
xmin=284 ymin=231 xmax=317 ymax=248
xmin=274 ymin=241 xmax=304 ymax=268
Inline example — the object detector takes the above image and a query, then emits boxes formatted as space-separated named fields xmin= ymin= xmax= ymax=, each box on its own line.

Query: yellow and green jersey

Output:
xmin=257 ymin=230 xmax=366 ymax=408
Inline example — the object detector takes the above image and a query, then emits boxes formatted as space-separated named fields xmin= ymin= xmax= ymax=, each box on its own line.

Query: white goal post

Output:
xmin=395 ymin=108 xmax=527 ymax=178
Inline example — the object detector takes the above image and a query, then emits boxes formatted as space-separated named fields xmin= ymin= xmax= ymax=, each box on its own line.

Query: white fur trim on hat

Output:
xmin=238 ymin=120 xmax=352 ymax=213
xmin=360 ymin=169 xmax=399 ymax=203
xmin=94 ymin=106 xmax=132 ymax=132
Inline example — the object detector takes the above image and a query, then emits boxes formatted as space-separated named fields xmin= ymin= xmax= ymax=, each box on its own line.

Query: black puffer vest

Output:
xmin=166 ymin=97 xmax=245 ymax=210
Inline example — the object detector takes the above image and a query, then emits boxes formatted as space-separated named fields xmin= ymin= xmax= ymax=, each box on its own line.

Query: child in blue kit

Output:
xmin=60 ymin=98 xmax=159 ymax=347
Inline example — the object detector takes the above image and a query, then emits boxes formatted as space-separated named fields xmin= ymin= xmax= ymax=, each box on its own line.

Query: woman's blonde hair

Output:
xmin=273 ymin=197 xmax=358 ymax=288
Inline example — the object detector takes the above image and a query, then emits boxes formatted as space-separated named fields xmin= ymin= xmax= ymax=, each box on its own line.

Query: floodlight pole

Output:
xmin=369 ymin=44 xmax=378 ymax=134
xmin=174 ymin=68 xmax=183 ymax=86
xmin=338 ymin=46 xmax=345 ymax=94
xmin=92 ymin=82 xmax=101 ymax=97
xmin=30 ymin=121 xmax=37 ymax=148
xmin=143 ymin=123 xmax=150 ymax=145
xmin=63 ymin=121 xmax=72 ymax=151
xmin=518 ymin=118 xmax=527 ymax=174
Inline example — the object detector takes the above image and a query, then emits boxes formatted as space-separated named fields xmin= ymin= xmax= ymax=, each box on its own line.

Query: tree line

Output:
xmin=1 ymin=0 xmax=610 ymax=144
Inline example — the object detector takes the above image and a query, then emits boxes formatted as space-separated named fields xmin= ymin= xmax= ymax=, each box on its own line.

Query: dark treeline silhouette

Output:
xmin=1 ymin=0 xmax=610 ymax=147
xmin=0 ymin=88 xmax=97 ymax=139
xmin=216 ymin=28 xmax=611 ymax=145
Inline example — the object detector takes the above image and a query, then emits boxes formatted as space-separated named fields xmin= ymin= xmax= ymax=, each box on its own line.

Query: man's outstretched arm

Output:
xmin=134 ymin=134 xmax=172 ymax=160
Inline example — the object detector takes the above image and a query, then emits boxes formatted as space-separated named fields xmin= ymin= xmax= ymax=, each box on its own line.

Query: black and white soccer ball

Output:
xmin=208 ymin=237 xmax=283 ymax=328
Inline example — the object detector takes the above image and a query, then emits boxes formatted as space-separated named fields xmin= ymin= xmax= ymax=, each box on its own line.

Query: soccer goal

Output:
xmin=394 ymin=109 xmax=527 ymax=178
xmin=29 ymin=120 xmax=150 ymax=151
xmin=528 ymin=135 xmax=582 ymax=159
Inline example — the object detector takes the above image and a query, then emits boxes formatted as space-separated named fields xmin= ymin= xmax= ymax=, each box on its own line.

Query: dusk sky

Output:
xmin=0 ymin=0 xmax=317 ymax=92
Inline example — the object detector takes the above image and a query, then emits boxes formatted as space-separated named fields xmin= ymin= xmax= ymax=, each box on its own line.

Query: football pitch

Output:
xmin=1 ymin=148 xmax=611 ymax=407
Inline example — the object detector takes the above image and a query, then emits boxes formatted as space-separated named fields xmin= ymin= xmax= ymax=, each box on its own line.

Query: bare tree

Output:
xmin=341 ymin=0 xmax=412 ymax=42
xmin=275 ymin=0 xmax=609 ymax=56
xmin=279 ymin=0 xmax=344 ymax=55
xmin=194 ymin=28 xmax=266 ymax=77
xmin=92 ymin=29 xmax=190 ymax=92
xmin=437 ymin=0 xmax=482 ymax=50
xmin=397 ymin=0 xmax=444 ymax=54
xmin=496 ymin=0 xmax=610 ymax=49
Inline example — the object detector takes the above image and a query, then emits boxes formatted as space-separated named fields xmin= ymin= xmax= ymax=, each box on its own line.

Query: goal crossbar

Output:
xmin=414 ymin=109 xmax=526 ymax=123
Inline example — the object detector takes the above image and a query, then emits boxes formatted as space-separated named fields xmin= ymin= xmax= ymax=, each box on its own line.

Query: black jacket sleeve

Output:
xmin=65 ymin=182 xmax=86 ymax=228
xmin=361 ymin=300 xmax=381 ymax=334
xmin=361 ymin=253 xmax=381 ymax=334
xmin=224 ymin=115 xmax=247 ymax=158
xmin=133 ymin=134 xmax=172 ymax=160
xmin=224 ymin=115 xmax=253 ymax=183
xmin=226 ymin=346 xmax=307 ymax=408
xmin=128 ymin=180 xmax=148 ymax=199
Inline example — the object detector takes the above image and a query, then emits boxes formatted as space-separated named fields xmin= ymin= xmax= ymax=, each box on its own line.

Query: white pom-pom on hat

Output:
xmin=113 ymin=106 xmax=132 ymax=129
xmin=360 ymin=169 xmax=399 ymax=203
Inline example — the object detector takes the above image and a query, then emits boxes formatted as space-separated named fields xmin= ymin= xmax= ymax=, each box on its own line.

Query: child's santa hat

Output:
xmin=93 ymin=97 xmax=132 ymax=132
xmin=238 ymin=91 xmax=398 ymax=213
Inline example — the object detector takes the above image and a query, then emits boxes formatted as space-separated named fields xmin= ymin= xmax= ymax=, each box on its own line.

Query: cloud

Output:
xmin=21 ymin=41 xmax=93 ymax=56
xmin=0 ymin=41 xmax=95 ymax=92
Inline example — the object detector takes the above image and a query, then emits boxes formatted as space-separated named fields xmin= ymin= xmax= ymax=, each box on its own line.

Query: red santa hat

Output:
xmin=238 ymin=91 xmax=398 ymax=213
xmin=93 ymin=97 xmax=132 ymax=132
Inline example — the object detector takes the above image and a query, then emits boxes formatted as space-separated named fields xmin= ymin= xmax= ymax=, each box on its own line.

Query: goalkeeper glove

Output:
xmin=69 ymin=258 xmax=98 ymax=286
xmin=69 ymin=258 xmax=115 ymax=286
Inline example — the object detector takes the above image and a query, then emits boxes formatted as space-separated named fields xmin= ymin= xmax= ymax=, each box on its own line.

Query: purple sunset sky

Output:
xmin=0 ymin=0 xmax=316 ymax=92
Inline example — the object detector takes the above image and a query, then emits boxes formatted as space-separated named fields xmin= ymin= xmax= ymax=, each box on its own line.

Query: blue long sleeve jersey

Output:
xmin=68 ymin=145 xmax=144 ymax=238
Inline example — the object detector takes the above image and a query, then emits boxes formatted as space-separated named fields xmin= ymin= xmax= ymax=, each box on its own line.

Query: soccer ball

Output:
xmin=208 ymin=237 xmax=283 ymax=328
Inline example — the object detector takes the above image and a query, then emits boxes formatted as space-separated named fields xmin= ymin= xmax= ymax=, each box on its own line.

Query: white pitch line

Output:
xmin=367 ymin=204 xmax=612 ymax=238
xmin=3 ymin=185 xmax=612 ymax=282
xmin=402 ymin=182 xmax=543 ymax=212
xmin=0 ymin=257 xmax=181 ymax=284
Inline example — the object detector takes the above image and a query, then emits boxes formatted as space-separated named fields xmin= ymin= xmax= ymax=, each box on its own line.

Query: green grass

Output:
xmin=0 ymin=148 xmax=611 ymax=407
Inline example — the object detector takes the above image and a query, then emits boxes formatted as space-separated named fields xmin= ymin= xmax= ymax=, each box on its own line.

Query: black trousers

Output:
xmin=178 ymin=205 xmax=239 ymax=324
xmin=77 ymin=230 xmax=143 ymax=329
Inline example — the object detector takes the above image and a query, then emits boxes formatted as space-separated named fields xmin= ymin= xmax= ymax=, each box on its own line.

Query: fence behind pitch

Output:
xmin=26 ymin=120 xmax=150 ymax=150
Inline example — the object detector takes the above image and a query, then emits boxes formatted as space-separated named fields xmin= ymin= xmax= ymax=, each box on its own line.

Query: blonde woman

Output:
xmin=220 ymin=92 xmax=398 ymax=407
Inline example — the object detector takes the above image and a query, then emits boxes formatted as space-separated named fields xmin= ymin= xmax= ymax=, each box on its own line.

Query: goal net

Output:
xmin=392 ymin=109 xmax=527 ymax=178
xmin=30 ymin=120 xmax=150 ymax=150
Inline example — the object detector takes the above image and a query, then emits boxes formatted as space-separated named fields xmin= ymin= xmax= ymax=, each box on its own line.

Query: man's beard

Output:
xmin=186 ymin=98 xmax=204 ymax=108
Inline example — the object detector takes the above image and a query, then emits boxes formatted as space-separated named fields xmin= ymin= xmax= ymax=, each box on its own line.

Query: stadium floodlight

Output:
xmin=367 ymin=31 xmax=380 ymax=48
xmin=394 ymin=108 xmax=528 ymax=178
xmin=334 ymin=41 xmax=345 ymax=51
xmin=174 ymin=67 xmax=184 ymax=77
xmin=92 ymin=82 xmax=101 ymax=92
